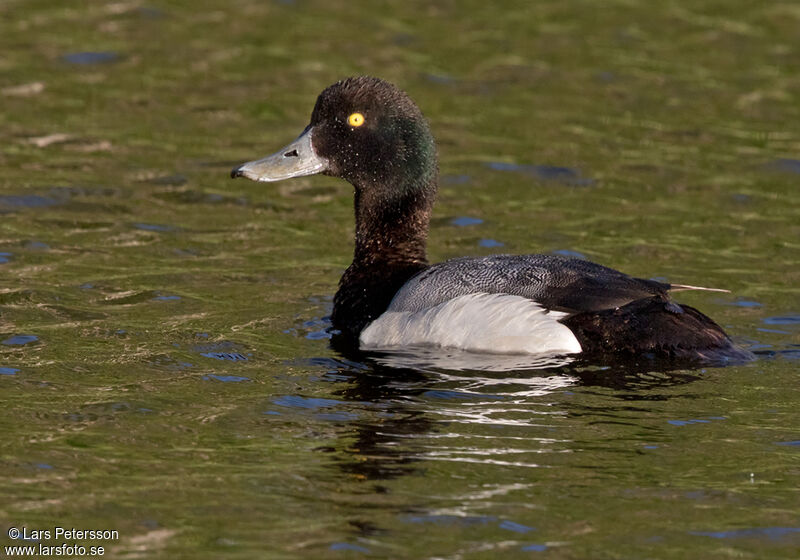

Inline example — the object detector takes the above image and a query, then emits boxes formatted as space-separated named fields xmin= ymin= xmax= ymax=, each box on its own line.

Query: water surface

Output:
xmin=1 ymin=1 xmax=798 ymax=558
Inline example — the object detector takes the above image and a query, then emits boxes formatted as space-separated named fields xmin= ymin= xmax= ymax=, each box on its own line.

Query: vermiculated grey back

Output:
xmin=387 ymin=254 xmax=670 ymax=314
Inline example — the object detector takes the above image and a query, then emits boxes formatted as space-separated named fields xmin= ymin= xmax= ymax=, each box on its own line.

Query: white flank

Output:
xmin=360 ymin=293 xmax=582 ymax=355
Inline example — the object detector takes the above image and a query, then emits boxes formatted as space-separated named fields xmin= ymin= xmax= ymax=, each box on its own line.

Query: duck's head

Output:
xmin=231 ymin=76 xmax=437 ymax=199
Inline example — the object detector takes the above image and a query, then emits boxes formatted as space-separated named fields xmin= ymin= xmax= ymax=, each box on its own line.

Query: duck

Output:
xmin=231 ymin=76 xmax=752 ymax=364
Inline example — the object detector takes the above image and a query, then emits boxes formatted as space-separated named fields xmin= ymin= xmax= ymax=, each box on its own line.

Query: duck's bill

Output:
xmin=230 ymin=126 xmax=328 ymax=182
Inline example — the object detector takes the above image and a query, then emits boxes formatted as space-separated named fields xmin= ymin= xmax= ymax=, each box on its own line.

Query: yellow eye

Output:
xmin=347 ymin=112 xmax=365 ymax=127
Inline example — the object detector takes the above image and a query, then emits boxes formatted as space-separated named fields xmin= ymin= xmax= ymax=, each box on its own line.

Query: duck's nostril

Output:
xmin=284 ymin=149 xmax=298 ymax=158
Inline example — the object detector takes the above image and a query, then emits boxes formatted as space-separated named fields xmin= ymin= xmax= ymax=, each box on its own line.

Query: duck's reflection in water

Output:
xmin=325 ymin=346 xmax=704 ymax=481
xmin=311 ymin=348 xmax=706 ymax=544
xmin=366 ymin=345 xmax=576 ymax=373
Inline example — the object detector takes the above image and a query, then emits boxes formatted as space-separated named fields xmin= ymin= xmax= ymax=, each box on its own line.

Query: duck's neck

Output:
xmin=353 ymin=185 xmax=432 ymax=265
xmin=332 ymin=172 xmax=437 ymax=341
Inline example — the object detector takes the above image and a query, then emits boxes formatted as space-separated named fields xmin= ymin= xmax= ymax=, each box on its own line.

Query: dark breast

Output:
xmin=332 ymin=259 xmax=428 ymax=341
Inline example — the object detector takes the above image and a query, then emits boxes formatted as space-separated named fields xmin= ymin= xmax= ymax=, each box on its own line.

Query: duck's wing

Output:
xmin=387 ymin=254 xmax=671 ymax=315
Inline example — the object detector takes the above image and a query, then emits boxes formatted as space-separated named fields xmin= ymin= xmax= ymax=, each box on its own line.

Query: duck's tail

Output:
xmin=562 ymin=296 xmax=754 ymax=365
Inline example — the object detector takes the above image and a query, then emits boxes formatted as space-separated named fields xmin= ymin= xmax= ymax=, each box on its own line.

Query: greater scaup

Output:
xmin=232 ymin=76 xmax=752 ymax=364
